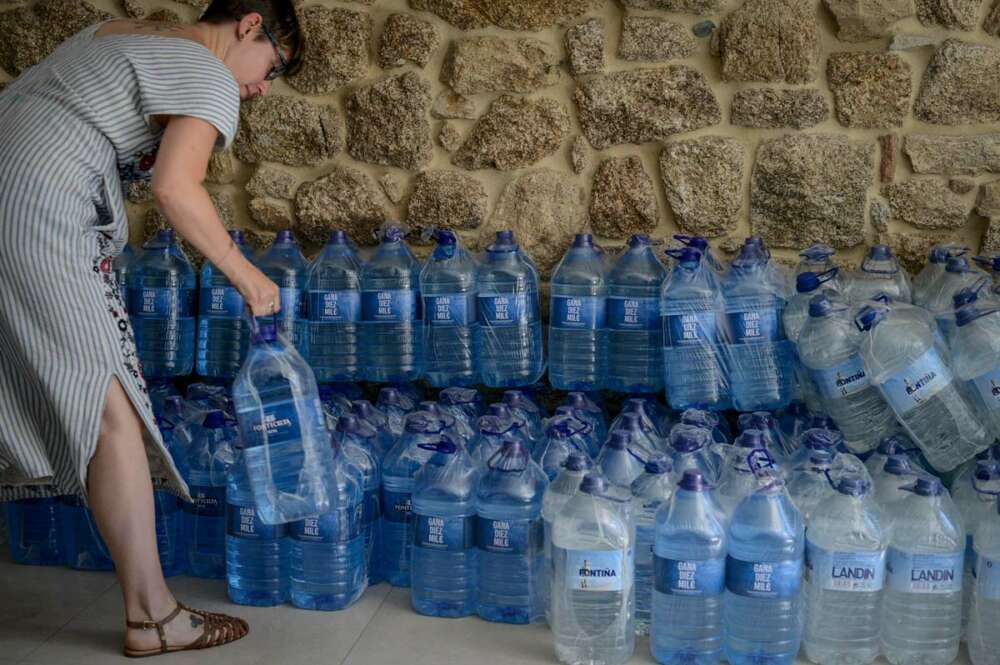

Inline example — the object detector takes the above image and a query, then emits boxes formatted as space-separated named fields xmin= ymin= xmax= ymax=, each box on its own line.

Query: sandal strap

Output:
xmin=125 ymin=604 xmax=183 ymax=654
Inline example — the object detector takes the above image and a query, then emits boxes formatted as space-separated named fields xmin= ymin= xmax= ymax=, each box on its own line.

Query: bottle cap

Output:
xmin=573 ymin=233 xmax=594 ymax=248
xmin=669 ymin=247 xmax=702 ymax=265
xmin=404 ymin=412 xmax=443 ymax=434
xmin=382 ymin=226 xmax=404 ymax=242
xmin=352 ymin=400 xmax=378 ymax=421
xmin=946 ymin=256 xmax=970 ymax=274
xmin=488 ymin=230 xmax=518 ymax=254
xmin=478 ymin=415 xmax=516 ymax=437
xmin=203 ymin=410 xmax=226 ymax=429
xmin=644 ymin=454 xmax=672 ymax=475
xmin=883 ymin=455 xmax=912 ymax=476
xmin=439 ymin=387 xmax=478 ymax=406
xmin=735 ymin=429 xmax=764 ymax=449
xmin=434 ymin=229 xmax=457 ymax=246
xmin=328 ymin=229 xmax=349 ymax=245
xmin=606 ymin=430 xmax=631 ymax=450
xmin=619 ymin=412 xmax=644 ymax=432
xmin=546 ymin=417 xmax=576 ymax=439
xmin=678 ymin=469 xmax=711 ymax=492
xmin=629 ymin=234 xmax=652 ymax=248
xmin=377 ymin=387 xmax=412 ymax=411
xmin=230 ymin=229 xmax=246 ymax=245
xmin=877 ymin=434 xmax=905 ymax=455
xmin=502 ymin=390 xmax=537 ymax=414
xmin=500 ymin=438 xmax=527 ymax=456
xmin=565 ymin=392 xmax=596 ymax=413
xmin=809 ymin=449 xmax=834 ymax=466
xmin=953 ymin=286 xmax=981 ymax=312
xmin=254 ymin=324 xmax=277 ymax=343
xmin=956 ymin=302 xmax=1000 ymax=328
xmin=929 ymin=246 xmax=950 ymax=264
xmin=836 ymin=477 xmax=867 ymax=497
xmin=868 ymin=244 xmax=893 ymax=261
xmin=675 ymin=234 xmax=710 ymax=251
xmin=564 ymin=452 xmax=592 ymax=472
xmin=855 ymin=305 xmax=886 ymax=331
xmin=580 ymin=473 xmax=607 ymax=496
xmin=797 ymin=272 xmax=823 ymax=293
xmin=974 ymin=460 xmax=1000 ymax=482
xmin=911 ymin=476 xmax=943 ymax=497
xmin=974 ymin=255 xmax=1000 ymax=272
xmin=156 ymin=229 xmax=176 ymax=243
xmin=801 ymin=428 xmax=836 ymax=451
xmin=275 ymin=229 xmax=295 ymax=243
xmin=670 ymin=424 xmax=709 ymax=453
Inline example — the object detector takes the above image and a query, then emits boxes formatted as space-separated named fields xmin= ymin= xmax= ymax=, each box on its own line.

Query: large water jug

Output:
xmin=533 ymin=416 xmax=593 ymax=480
xmin=113 ymin=243 xmax=137 ymax=295
xmin=59 ymin=496 xmax=114 ymax=570
xmin=336 ymin=415 xmax=383 ymax=585
xmin=952 ymin=460 xmax=1000 ymax=634
xmin=924 ymin=256 xmax=985 ymax=346
xmin=953 ymin=299 xmax=1000 ymax=441
xmin=873 ymin=455 xmax=919 ymax=510
xmin=361 ymin=226 xmax=422 ymax=382
xmin=351 ymin=400 xmax=395 ymax=460
xmin=786 ymin=449 xmax=836 ymax=524
xmin=598 ymin=430 xmax=648 ymax=489
xmin=438 ymin=387 xmax=482 ymax=442
xmin=254 ymin=229 xmax=309 ymax=356
xmin=196 ymin=230 xmax=252 ymax=379
xmin=630 ymin=455 xmax=675 ymax=636
xmin=128 ymin=229 xmax=196 ymax=378
xmin=542 ymin=452 xmax=593 ymax=624
xmin=606 ymin=234 xmax=667 ymax=394
xmin=184 ymin=410 xmax=235 ymax=579
xmin=420 ymin=229 xmax=478 ymax=387
xmin=796 ymin=245 xmax=842 ymax=292
xmin=848 ymin=245 xmax=912 ymax=304
xmin=502 ymin=390 xmax=545 ymax=446
xmin=716 ymin=430 xmax=771 ymax=521
xmin=668 ymin=424 xmax=719 ymax=483
xmin=5 ymin=497 xmax=61 ymax=565
xmin=783 ymin=269 xmax=841 ymax=346
xmin=549 ymin=234 xmax=606 ymax=391
xmin=476 ymin=231 xmax=544 ymax=388
xmin=469 ymin=406 xmax=524 ymax=467
xmin=564 ymin=392 xmax=608 ymax=441
xmin=377 ymin=387 xmax=418 ymax=439
xmin=307 ymin=230 xmax=362 ymax=383
xmin=866 ymin=432 xmax=926 ymax=481
xmin=913 ymin=244 xmax=967 ymax=307
xmin=154 ymin=490 xmax=184 ymax=577
xmin=969 ymin=498 xmax=1000 ymax=665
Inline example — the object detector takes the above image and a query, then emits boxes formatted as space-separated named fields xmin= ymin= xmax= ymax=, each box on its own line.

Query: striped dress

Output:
xmin=0 ymin=22 xmax=241 ymax=501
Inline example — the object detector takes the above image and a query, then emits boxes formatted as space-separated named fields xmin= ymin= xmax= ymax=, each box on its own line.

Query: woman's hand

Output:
xmin=229 ymin=260 xmax=282 ymax=318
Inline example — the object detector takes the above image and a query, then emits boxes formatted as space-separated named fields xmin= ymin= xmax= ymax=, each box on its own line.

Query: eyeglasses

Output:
xmin=261 ymin=25 xmax=288 ymax=81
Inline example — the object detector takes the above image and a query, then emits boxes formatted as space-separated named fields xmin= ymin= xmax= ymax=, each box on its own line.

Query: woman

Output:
xmin=0 ymin=1 xmax=301 ymax=657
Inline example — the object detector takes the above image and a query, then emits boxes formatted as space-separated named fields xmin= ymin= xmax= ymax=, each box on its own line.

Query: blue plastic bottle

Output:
xmin=502 ymin=390 xmax=545 ymax=446
xmin=289 ymin=444 xmax=366 ymax=611
xmin=631 ymin=455 xmax=676 ymax=636
xmin=421 ymin=229 xmax=479 ymax=387
xmin=226 ymin=444 xmax=290 ymax=606
xmin=564 ymin=392 xmax=608 ymax=442
xmin=552 ymin=406 xmax=601 ymax=458
xmin=469 ymin=405 xmax=525 ymax=467
xmin=477 ymin=439 xmax=549 ymax=623
xmin=351 ymin=400 xmax=395 ymax=460
xmin=533 ymin=416 xmax=593 ymax=480
xmin=254 ymin=229 xmax=310 ymax=356
xmin=59 ymin=496 xmax=114 ymax=571
xmin=361 ymin=226 xmax=422 ymax=383
xmin=662 ymin=247 xmax=729 ymax=411
xmin=154 ymin=490 xmax=184 ymax=577
xmin=476 ymin=231 xmax=545 ymax=388
xmin=723 ymin=243 xmax=795 ymax=412
xmin=377 ymin=386 xmax=418 ymax=439
xmin=196 ymin=229 xmax=252 ymax=379
xmin=6 ymin=497 xmax=61 ymax=565
xmin=307 ymin=230 xmax=362 ymax=383
xmin=438 ymin=387 xmax=482 ymax=442
xmin=183 ymin=410 xmax=233 ymax=579
xmin=549 ymin=233 xmax=607 ymax=391
xmin=336 ymin=415 xmax=384 ymax=585
xmin=127 ymin=229 xmax=196 ymax=378
xmin=598 ymin=430 xmax=649 ymax=488
xmin=411 ymin=436 xmax=480 ymax=617
xmin=668 ymin=424 xmax=720 ymax=483
xmin=113 ymin=243 xmax=137 ymax=296
xmin=606 ymin=235 xmax=668 ymax=394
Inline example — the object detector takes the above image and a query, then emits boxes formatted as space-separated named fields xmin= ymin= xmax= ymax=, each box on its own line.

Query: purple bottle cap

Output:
xmin=580 ymin=473 xmax=607 ymax=496
xmin=439 ymin=387 xmax=478 ymax=406
xmin=573 ymin=233 xmax=594 ymax=248
xmin=837 ymin=477 xmax=867 ymax=497
xmin=328 ymin=229 xmax=349 ymax=245
xmin=946 ymin=256 xmax=970 ymax=274
xmin=679 ymin=469 xmax=711 ymax=492
xmin=352 ymin=400 xmax=377 ymax=420
xmin=735 ymin=429 xmax=764 ymax=449
xmin=275 ymin=229 xmax=295 ymax=243
xmin=801 ymin=428 xmax=836 ymax=450
xmin=883 ymin=455 xmax=912 ymax=476
xmin=670 ymin=425 xmax=708 ymax=453
xmin=809 ymin=293 xmax=836 ymax=317
xmin=254 ymin=324 xmax=277 ymax=343
xmin=606 ymin=430 xmax=631 ymax=450
xmin=868 ymin=244 xmax=893 ymax=261
xmin=203 ymin=410 xmax=226 ymax=428
xmin=911 ymin=476 xmax=943 ymax=497
xmin=629 ymin=234 xmax=652 ymax=247
xmin=564 ymin=452 xmax=592 ymax=472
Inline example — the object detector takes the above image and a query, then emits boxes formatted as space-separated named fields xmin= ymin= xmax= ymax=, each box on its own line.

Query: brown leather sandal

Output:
xmin=123 ymin=603 xmax=249 ymax=658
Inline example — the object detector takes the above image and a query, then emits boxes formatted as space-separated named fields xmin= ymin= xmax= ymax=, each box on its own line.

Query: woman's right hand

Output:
xmin=231 ymin=261 xmax=282 ymax=318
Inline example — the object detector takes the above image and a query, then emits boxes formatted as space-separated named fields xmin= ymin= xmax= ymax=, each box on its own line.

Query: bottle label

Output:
xmin=239 ymin=398 xmax=303 ymax=448
xmin=363 ymin=488 xmax=381 ymax=525
xmin=805 ymin=541 xmax=886 ymax=592
xmin=725 ymin=556 xmax=802 ymax=599
xmin=226 ymin=503 xmax=284 ymax=540
xmin=811 ymin=355 xmax=871 ymax=400
xmin=886 ymin=548 xmax=963 ymax=594
xmin=564 ymin=549 xmax=629 ymax=592
xmin=289 ymin=506 xmax=363 ymax=543
xmin=880 ymin=348 xmax=953 ymax=416
xmin=362 ymin=289 xmax=417 ymax=323
xmin=971 ymin=369 xmax=1000 ymax=412
xmin=309 ymin=290 xmax=360 ymax=323
xmin=200 ymin=286 xmax=243 ymax=318
xmin=550 ymin=296 xmax=605 ymax=330
xmin=413 ymin=514 xmax=476 ymax=551
xmin=279 ymin=287 xmax=304 ymax=318
xmin=478 ymin=293 xmax=532 ymax=327
xmin=476 ymin=517 xmax=543 ymax=555
xmin=653 ymin=555 xmax=725 ymax=596
xmin=184 ymin=485 xmax=225 ymax=517
xmin=424 ymin=293 xmax=475 ymax=326
xmin=382 ymin=489 xmax=412 ymax=524
xmin=666 ymin=310 xmax=718 ymax=347
xmin=607 ymin=296 xmax=659 ymax=331
xmin=728 ymin=308 xmax=781 ymax=343
xmin=129 ymin=287 xmax=195 ymax=317
xmin=976 ymin=554 xmax=1000 ymax=600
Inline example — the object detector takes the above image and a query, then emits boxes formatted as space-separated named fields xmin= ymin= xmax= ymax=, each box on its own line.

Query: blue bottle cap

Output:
xmin=953 ymin=286 xmax=981 ymax=312
xmin=629 ymin=234 xmax=652 ymax=247
xmin=336 ymin=415 xmax=375 ymax=438
xmin=809 ymin=293 xmax=839 ymax=318
xmin=606 ymin=430 xmax=631 ymax=450
xmin=877 ymin=434 xmax=905 ymax=455
xmin=254 ymin=324 xmax=277 ymax=343
xmin=156 ymin=229 xmax=176 ymax=243
xmin=275 ymin=229 xmax=295 ymax=243
xmin=678 ymin=469 xmax=711 ymax=492
xmin=675 ymin=234 xmax=709 ymax=251
xmin=553 ymin=405 xmax=578 ymax=419
xmin=668 ymin=247 xmax=702 ymax=265
xmin=911 ymin=476 xmax=943 ymax=497
xmin=500 ymin=437 xmax=527 ymax=456
xmin=619 ymin=412 xmax=644 ymax=431
xmin=735 ymin=429 xmax=764 ymax=449
xmin=801 ymin=428 xmax=836 ymax=450
xmin=352 ymin=400 xmax=377 ymax=420
xmin=439 ymin=387 xmax=478 ymax=406
xmin=956 ymin=302 xmax=1000 ymax=328
xmin=644 ymin=454 xmax=673 ymax=475
xmin=404 ymin=412 xmax=442 ymax=434
xmin=974 ymin=460 xmax=1000 ymax=482
xmin=434 ymin=229 xmax=457 ymax=246
xmin=377 ymin=387 xmax=411 ymax=410
xmin=800 ymin=244 xmax=835 ymax=261
xmin=580 ymin=473 xmax=607 ymax=496
xmin=836 ymin=477 xmax=867 ymax=497
xmin=809 ymin=449 xmax=834 ymax=466
xmin=868 ymin=244 xmax=893 ymax=261
xmin=565 ymin=392 xmax=597 ymax=413
xmin=478 ymin=415 xmax=516 ymax=437
xmin=670 ymin=425 xmax=709 ymax=453
xmin=854 ymin=305 xmax=886 ymax=331
xmin=564 ymin=452 xmax=592 ymax=472
xmin=487 ymin=403 xmax=515 ymax=421
xmin=546 ymin=417 xmax=576 ymax=439
xmin=573 ymin=233 xmax=594 ymax=248
xmin=929 ymin=246 xmax=950 ymax=264
xmin=502 ymin=390 xmax=536 ymax=413
xmin=974 ymin=255 xmax=1000 ymax=272
xmin=488 ymin=230 xmax=518 ymax=253
xmin=203 ymin=410 xmax=226 ymax=428
xmin=946 ymin=256 xmax=970 ymax=274
xmin=797 ymin=272 xmax=823 ymax=294
xmin=328 ymin=229 xmax=349 ymax=245
xmin=382 ymin=226 xmax=404 ymax=242
xmin=229 ymin=229 xmax=246 ymax=245
xmin=883 ymin=455 xmax=912 ymax=476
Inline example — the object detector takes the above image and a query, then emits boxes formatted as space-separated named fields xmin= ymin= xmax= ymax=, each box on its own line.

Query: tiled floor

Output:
xmin=0 ymin=551 xmax=973 ymax=665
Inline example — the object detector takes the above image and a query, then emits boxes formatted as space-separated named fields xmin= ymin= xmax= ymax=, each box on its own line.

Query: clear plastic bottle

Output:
xmin=783 ymin=269 xmax=842 ymax=346
xmin=856 ymin=304 xmax=991 ymax=472
xmin=606 ymin=234 xmax=668 ymax=394
xmin=477 ymin=439 xmax=549 ymax=624
xmin=866 ymin=433 xmax=925 ymax=482
xmin=127 ymin=229 xmax=196 ymax=378
xmin=336 ymin=415 xmax=383 ymax=585
xmin=552 ymin=406 xmax=602 ymax=459
xmin=552 ymin=474 xmax=635 ymax=665
xmin=5 ymin=497 xmax=61 ymax=565
xmin=652 ymin=470 xmax=727 ymax=665
xmin=923 ymin=256 xmax=986 ymax=347
xmin=254 ymin=229 xmax=310 ymax=356
xmin=804 ymin=477 xmax=888 ymax=665
xmin=873 ymin=455 xmax=919 ymax=510
xmin=598 ymin=430 xmax=648 ymax=489
xmin=420 ymin=229 xmax=478 ymax=387
xmin=798 ymin=294 xmax=898 ymax=455
xmin=59 ymin=496 xmax=114 ymax=571
xmin=776 ymin=401 xmax=813 ymax=455
xmin=723 ymin=475 xmax=804 ymax=665
xmin=376 ymin=386 xmax=417 ymax=439
xmin=542 ymin=452 xmax=593 ymax=624
xmin=476 ymin=231 xmax=545 ymax=388
xmin=564 ymin=392 xmax=609 ymax=442
xmin=410 ymin=436 xmax=480 ymax=617
xmin=154 ymin=489 xmax=184 ymax=577
xmin=796 ymin=245 xmax=842 ymax=293
xmin=952 ymin=300 xmax=1000 ymax=442
xmin=973 ymin=254 xmax=1000 ymax=292
xmin=682 ymin=408 xmax=730 ymax=446
xmin=630 ymin=455 xmax=675 ymax=636
xmin=668 ymin=424 xmax=719 ymax=483
xmin=196 ymin=229 xmax=252 ymax=380
xmin=533 ymin=416 xmax=593 ymax=480
xmin=738 ymin=412 xmax=791 ymax=462
xmin=350 ymin=400 xmax=395 ymax=460
xmin=848 ymin=245 xmax=912 ymax=305
xmin=969 ymin=498 xmax=1000 ymax=665
xmin=913 ymin=245 xmax=966 ymax=308
xmin=469 ymin=405 xmax=524 ymax=467
xmin=549 ymin=234 xmax=607 ymax=391
xmin=503 ymin=390 xmax=545 ymax=446
xmin=183 ymin=410 xmax=234 ymax=579
xmin=611 ymin=411 xmax=662 ymax=457
xmin=717 ymin=430 xmax=773 ymax=522
xmin=786 ymin=449 xmax=836 ymax=525
xmin=881 ymin=477 xmax=965 ymax=665
xmin=614 ymin=396 xmax=668 ymax=440
xmin=360 ymin=226 xmax=422 ymax=382
xmin=662 ymin=247 xmax=729 ymax=411
xmin=437 ymin=387 xmax=482 ymax=443
xmin=953 ymin=460 xmax=1000 ymax=635
xmin=307 ymin=230 xmax=362 ymax=383
xmin=113 ymin=243 xmax=137 ymax=295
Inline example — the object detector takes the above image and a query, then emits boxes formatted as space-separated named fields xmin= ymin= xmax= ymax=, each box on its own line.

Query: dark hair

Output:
xmin=200 ymin=0 xmax=304 ymax=76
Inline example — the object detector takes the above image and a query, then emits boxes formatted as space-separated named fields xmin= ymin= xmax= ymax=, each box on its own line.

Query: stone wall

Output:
xmin=3 ymin=0 xmax=1000 ymax=274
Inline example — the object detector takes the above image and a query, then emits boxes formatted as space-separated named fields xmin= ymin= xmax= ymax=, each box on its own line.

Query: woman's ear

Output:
xmin=236 ymin=12 xmax=264 ymax=41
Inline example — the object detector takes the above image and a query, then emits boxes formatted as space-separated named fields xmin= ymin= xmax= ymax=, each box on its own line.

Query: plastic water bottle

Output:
xmin=606 ymin=234 xmax=668 ymax=394
xmin=113 ymin=243 xmax=137 ymax=295
xmin=225 ymin=444 xmax=290 ymax=606
xmin=723 ymin=473 xmax=804 ymax=665
xmin=377 ymin=387 xmax=417 ymax=439
xmin=785 ymin=427 xmax=840 ymax=473
xmin=5 ymin=497 xmax=61 ymax=565
xmin=973 ymin=254 xmax=1000 ymax=292
xmin=953 ymin=460 xmax=1000 ymax=634
xmin=803 ymin=477 xmax=888 ymax=665
xmin=336 ymin=415 xmax=383 ymax=585
xmin=953 ymin=299 xmax=1000 ymax=441
xmin=866 ymin=433 xmax=925 ymax=481
xmin=683 ymin=408 xmax=730 ymax=446
xmin=551 ymin=474 xmax=635 ymax=665
xmin=552 ymin=406 xmax=601 ymax=459
xmin=127 ymin=229 xmax=196 ymax=378
xmin=881 ymin=476 xmax=964 ymax=665
xmin=59 ymin=496 xmax=114 ymax=570
xmin=255 ymin=229 xmax=310 ymax=356
xmin=856 ymin=304 xmax=992 ymax=472
xmin=598 ymin=430 xmax=648 ymax=488
xmin=873 ymin=455 xmax=919 ymax=509
xmin=549 ymin=234 xmax=607 ymax=391
xmin=289 ymin=444 xmax=366 ymax=611
xmin=477 ymin=439 xmax=549 ymax=624
xmin=564 ymin=392 xmax=608 ymax=441
xmin=630 ymin=455 xmax=675 ymax=636
xmin=847 ymin=245 xmax=912 ymax=304
xmin=914 ymin=245 xmax=966 ymax=307
xmin=351 ymin=400 xmax=395 ymax=460
xmin=541 ymin=453 xmax=592 ymax=621
xmin=797 ymin=294 xmax=898 ymax=455
xmin=420 ymin=229 xmax=478 ymax=387
xmin=418 ymin=402 xmax=467 ymax=447
xmin=738 ymin=412 xmax=791 ymax=462
xmin=783 ymin=269 xmax=841 ymax=346
xmin=476 ymin=231 xmax=545 ymax=388
xmin=662 ymin=247 xmax=729 ymax=411
xmin=668 ymin=424 xmax=719 ymax=483
xmin=786 ymin=449 xmax=836 ymax=524
xmin=469 ymin=406 xmax=523 ymax=467
xmin=307 ymin=230 xmax=362 ymax=383
xmin=438 ymin=387 xmax=482 ymax=442
xmin=319 ymin=385 xmax=353 ymax=423
xmin=723 ymin=243 xmax=795 ymax=412
xmin=361 ymin=226 xmax=422 ymax=382
xmin=717 ymin=430 xmax=771 ymax=521
xmin=183 ymin=410 xmax=233 ymax=579
xmin=503 ymin=390 xmax=545 ymax=446
xmin=534 ymin=416 xmax=592 ymax=480
xmin=381 ymin=411 xmax=446 ymax=587
xmin=796 ymin=245 xmax=842 ymax=292
xmin=924 ymin=256 xmax=985 ymax=346
xmin=777 ymin=401 xmax=812 ymax=450
xmin=195 ymin=230 xmax=251 ymax=379
xmin=652 ymin=469 xmax=727 ymax=665
xmin=609 ymin=411 xmax=660 ymax=457
xmin=410 ymin=436 xmax=480 ymax=617
xmin=969 ymin=498 xmax=1000 ymax=665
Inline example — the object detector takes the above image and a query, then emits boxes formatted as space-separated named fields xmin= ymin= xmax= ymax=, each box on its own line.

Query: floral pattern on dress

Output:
xmin=118 ymin=145 xmax=159 ymax=184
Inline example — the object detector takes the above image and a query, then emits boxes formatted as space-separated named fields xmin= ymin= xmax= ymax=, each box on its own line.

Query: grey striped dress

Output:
xmin=0 ymin=22 xmax=241 ymax=501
